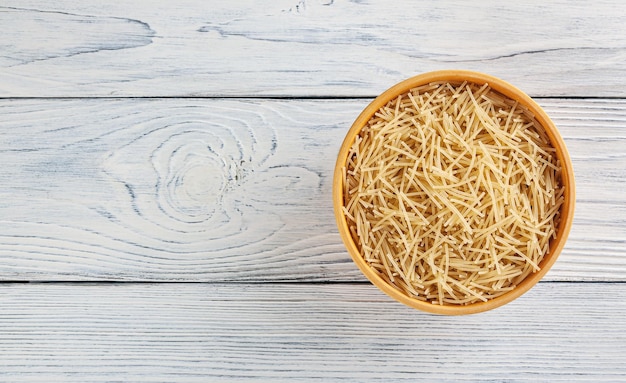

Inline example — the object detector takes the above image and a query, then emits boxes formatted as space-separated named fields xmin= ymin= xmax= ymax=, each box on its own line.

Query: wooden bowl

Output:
xmin=333 ymin=70 xmax=575 ymax=315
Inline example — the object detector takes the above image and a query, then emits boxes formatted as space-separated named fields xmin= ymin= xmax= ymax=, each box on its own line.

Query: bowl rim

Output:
xmin=332 ymin=70 xmax=576 ymax=315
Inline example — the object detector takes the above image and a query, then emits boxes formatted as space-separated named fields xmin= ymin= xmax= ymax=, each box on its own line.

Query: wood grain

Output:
xmin=2 ymin=1 xmax=623 ymax=381
xmin=0 ymin=282 xmax=624 ymax=382
xmin=1 ymin=0 xmax=625 ymax=97
xmin=0 ymin=98 xmax=624 ymax=282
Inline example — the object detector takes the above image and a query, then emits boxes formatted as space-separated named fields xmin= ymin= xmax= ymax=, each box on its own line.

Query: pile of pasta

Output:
xmin=342 ymin=81 xmax=564 ymax=305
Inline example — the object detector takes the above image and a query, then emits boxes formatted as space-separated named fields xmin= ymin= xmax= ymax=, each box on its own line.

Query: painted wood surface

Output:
xmin=0 ymin=98 xmax=624 ymax=282
xmin=1 ymin=282 xmax=624 ymax=382
xmin=1 ymin=0 xmax=625 ymax=97
xmin=2 ymin=0 xmax=626 ymax=381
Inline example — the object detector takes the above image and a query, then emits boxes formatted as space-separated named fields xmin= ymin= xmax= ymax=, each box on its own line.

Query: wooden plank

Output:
xmin=1 ymin=1 xmax=625 ymax=97
xmin=0 ymin=98 xmax=624 ymax=282
xmin=0 ymin=282 xmax=624 ymax=382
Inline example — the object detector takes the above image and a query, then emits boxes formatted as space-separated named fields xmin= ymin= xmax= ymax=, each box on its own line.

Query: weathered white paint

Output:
xmin=0 ymin=0 xmax=625 ymax=97
xmin=0 ymin=282 xmax=624 ymax=382
xmin=1 ymin=1 xmax=625 ymax=380
xmin=0 ymin=99 xmax=624 ymax=281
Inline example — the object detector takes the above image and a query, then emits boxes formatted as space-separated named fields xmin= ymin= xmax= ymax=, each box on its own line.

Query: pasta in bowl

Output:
xmin=333 ymin=70 xmax=575 ymax=315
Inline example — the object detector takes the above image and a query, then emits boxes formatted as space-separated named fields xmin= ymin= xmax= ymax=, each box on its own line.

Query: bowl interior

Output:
xmin=333 ymin=70 xmax=575 ymax=315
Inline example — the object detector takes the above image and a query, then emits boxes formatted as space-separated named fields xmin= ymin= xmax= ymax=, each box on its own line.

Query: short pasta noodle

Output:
xmin=342 ymin=81 xmax=564 ymax=306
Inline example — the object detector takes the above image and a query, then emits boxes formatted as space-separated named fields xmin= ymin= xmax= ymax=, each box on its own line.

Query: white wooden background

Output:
xmin=1 ymin=1 xmax=625 ymax=381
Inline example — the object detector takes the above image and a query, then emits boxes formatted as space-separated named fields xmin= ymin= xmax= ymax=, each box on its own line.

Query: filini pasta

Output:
xmin=342 ymin=81 xmax=564 ymax=305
